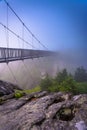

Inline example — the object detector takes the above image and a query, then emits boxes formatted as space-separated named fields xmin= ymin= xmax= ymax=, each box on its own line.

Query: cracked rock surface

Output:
xmin=0 ymin=80 xmax=21 ymax=96
xmin=0 ymin=82 xmax=87 ymax=130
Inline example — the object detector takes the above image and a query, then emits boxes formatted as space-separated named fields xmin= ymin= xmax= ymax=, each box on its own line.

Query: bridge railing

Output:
xmin=0 ymin=47 xmax=54 ymax=63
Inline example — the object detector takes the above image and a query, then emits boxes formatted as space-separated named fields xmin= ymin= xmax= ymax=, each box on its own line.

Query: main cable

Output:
xmin=0 ymin=22 xmax=36 ymax=49
xmin=4 ymin=0 xmax=48 ymax=50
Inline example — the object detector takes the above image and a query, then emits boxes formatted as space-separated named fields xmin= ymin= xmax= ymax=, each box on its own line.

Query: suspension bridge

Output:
xmin=0 ymin=0 xmax=54 ymax=63
xmin=0 ymin=0 xmax=56 ymax=87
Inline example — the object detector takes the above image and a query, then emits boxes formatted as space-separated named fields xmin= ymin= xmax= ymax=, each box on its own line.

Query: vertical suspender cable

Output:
xmin=6 ymin=2 xmax=9 ymax=61
xmin=22 ymin=23 xmax=24 ymax=49
xmin=31 ymin=34 xmax=33 ymax=60
xmin=22 ymin=60 xmax=36 ymax=86
xmin=7 ymin=63 xmax=19 ymax=86
xmin=6 ymin=2 xmax=9 ymax=48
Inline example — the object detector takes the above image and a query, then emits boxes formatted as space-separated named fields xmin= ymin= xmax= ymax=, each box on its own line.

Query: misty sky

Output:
xmin=0 ymin=0 xmax=87 ymax=65
xmin=0 ymin=0 xmax=87 ymax=48
xmin=0 ymin=0 xmax=87 ymax=87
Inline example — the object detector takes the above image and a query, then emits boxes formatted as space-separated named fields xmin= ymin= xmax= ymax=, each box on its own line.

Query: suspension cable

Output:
xmin=32 ymin=34 xmax=34 ymax=50
xmin=37 ymin=57 xmax=45 ymax=76
xmin=0 ymin=64 xmax=6 ymax=79
xmin=4 ymin=25 xmax=8 ymax=61
xmin=4 ymin=0 xmax=48 ymax=50
xmin=22 ymin=23 xmax=24 ymax=49
xmin=33 ymin=58 xmax=42 ymax=78
xmin=6 ymin=2 xmax=10 ymax=61
xmin=0 ymin=22 xmax=36 ymax=49
xmin=7 ymin=63 xmax=19 ymax=85
xmin=22 ymin=60 xmax=36 ymax=85
xmin=6 ymin=1 xmax=9 ymax=48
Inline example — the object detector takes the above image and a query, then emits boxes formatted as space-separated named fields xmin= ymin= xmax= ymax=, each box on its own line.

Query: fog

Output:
xmin=0 ymin=56 xmax=58 ymax=89
xmin=0 ymin=0 xmax=86 ymax=89
xmin=56 ymin=49 xmax=87 ymax=73
xmin=0 ymin=50 xmax=86 ymax=89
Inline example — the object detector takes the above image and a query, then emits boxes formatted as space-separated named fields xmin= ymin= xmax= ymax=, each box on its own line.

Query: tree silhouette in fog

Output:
xmin=74 ymin=67 xmax=87 ymax=82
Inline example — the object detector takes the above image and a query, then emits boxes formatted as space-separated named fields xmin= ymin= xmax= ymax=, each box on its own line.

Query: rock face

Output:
xmin=0 ymin=83 xmax=87 ymax=130
xmin=0 ymin=80 xmax=22 ymax=96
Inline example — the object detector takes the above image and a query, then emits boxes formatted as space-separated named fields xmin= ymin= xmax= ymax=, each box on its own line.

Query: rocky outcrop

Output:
xmin=0 ymin=80 xmax=22 ymax=96
xmin=0 ymin=83 xmax=87 ymax=130
xmin=0 ymin=81 xmax=87 ymax=130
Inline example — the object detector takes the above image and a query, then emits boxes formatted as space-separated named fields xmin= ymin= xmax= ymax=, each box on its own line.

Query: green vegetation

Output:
xmin=40 ymin=74 xmax=54 ymax=91
xmin=59 ymin=76 xmax=76 ymax=94
xmin=15 ymin=90 xmax=25 ymax=98
xmin=24 ymin=86 xmax=41 ymax=94
xmin=55 ymin=69 xmax=68 ymax=84
xmin=15 ymin=86 xmax=41 ymax=99
xmin=39 ymin=67 xmax=87 ymax=94
xmin=40 ymin=69 xmax=76 ymax=93
xmin=75 ymin=82 xmax=87 ymax=94
xmin=15 ymin=66 xmax=87 ymax=98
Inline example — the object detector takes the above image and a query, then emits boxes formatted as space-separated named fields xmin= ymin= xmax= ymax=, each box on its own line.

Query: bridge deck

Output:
xmin=0 ymin=47 xmax=53 ymax=63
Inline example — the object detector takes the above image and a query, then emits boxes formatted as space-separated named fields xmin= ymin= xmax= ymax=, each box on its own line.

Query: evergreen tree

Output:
xmin=55 ymin=69 xmax=68 ymax=84
xmin=40 ymin=74 xmax=53 ymax=91
xmin=74 ymin=66 xmax=87 ymax=82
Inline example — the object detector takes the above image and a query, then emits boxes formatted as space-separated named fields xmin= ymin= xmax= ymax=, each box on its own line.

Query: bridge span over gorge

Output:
xmin=0 ymin=0 xmax=56 ymax=87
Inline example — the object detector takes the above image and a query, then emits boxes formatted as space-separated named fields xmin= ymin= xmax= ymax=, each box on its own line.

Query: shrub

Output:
xmin=55 ymin=69 xmax=68 ymax=84
xmin=15 ymin=90 xmax=24 ymax=99
xmin=75 ymin=82 xmax=87 ymax=94
xmin=59 ymin=76 xmax=77 ymax=94
xmin=39 ymin=70 xmax=77 ymax=93
xmin=40 ymin=74 xmax=53 ymax=91
xmin=39 ymin=68 xmax=87 ymax=94
xmin=48 ymin=80 xmax=59 ymax=92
